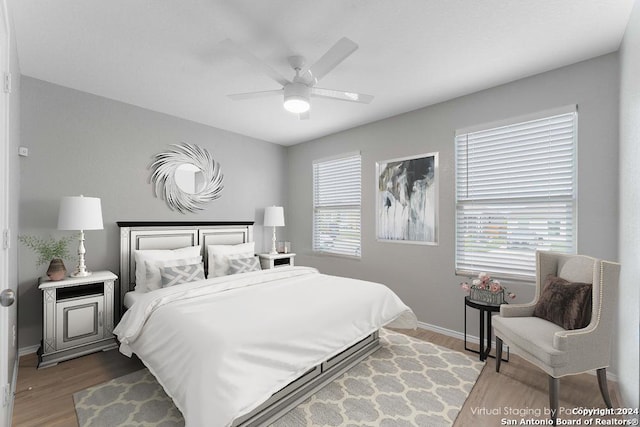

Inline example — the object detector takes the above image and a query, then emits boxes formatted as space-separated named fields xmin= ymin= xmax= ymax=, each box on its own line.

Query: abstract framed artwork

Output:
xmin=376 ymin=152 xmax=438 ymax=245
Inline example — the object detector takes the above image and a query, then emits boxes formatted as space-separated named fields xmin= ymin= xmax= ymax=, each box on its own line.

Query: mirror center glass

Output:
xmin=174 ymin=163 xmax=205 ymax=194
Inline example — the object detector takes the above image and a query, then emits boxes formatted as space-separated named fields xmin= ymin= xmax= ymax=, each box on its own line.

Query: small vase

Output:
xmin=47 ymin=258 xmax=67 ymax=281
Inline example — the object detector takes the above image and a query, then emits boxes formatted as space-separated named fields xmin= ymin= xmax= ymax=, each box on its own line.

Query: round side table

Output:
xmin=464 ymin=296 xmax=509 ymax=362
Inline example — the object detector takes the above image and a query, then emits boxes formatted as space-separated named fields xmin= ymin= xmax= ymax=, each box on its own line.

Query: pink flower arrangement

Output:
xmin=460 ymin=272 xmax=516 ymax=299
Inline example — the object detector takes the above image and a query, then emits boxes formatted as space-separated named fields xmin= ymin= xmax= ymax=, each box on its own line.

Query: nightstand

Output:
xmin=38 ymin=271 xmax=118 ymax=368
xmin=258 ymin=253 xmax=296 ymax=270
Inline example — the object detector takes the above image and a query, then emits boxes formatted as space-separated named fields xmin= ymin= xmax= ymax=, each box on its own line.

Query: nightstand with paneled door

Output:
xmin=37 ymin=271 xmax=118 ymax=368
xmin=258 ymin=253 xmax=296 ymax=270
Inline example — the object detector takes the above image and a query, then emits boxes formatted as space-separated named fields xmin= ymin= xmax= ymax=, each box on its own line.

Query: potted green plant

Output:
xmin=18 ymin=234 xmax=75 ymax=281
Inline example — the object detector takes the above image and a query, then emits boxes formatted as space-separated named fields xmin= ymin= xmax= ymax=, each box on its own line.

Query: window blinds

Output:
xmin=313 ymin=153 xmax=361 ymax=257
xmin=455 ymin=110 xmax=577 ymax=280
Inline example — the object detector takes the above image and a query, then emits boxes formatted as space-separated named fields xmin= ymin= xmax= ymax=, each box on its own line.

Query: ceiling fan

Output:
xmin=222 ymin=37 xmax=374 ymax=119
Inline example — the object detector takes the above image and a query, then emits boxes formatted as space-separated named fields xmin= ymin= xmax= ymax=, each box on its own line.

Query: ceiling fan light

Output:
xmin=284 ymin=97 xmax=310 ymax=113
xmin=283 ymin=82 xmax=311 ymax=114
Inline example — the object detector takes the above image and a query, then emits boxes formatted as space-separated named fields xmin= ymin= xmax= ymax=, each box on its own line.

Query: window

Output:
xmin=455 ymin=108 xmax=577 ymax=280
xmin=313 ymin=153 xmax=361 ymax=257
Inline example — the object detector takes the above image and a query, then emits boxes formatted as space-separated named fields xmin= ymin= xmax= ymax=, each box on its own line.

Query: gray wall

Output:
xmin=288 ymin=53 xmax=620 ymax=368
xmin=18 ymin=77 xmax=287 ymax=348
xmin=618 ymin=1 xmax=640 ymax=409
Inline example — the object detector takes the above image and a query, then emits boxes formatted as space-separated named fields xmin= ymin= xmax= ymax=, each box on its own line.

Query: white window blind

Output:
xmin=455 ymin=110 xmax=577 ymax=280
xmin=313 ymin=153 xmax=361 ymax=257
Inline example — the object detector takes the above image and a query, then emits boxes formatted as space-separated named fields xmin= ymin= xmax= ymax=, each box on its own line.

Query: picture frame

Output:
xmin=376 ymin=152 xmax=438 ymax=245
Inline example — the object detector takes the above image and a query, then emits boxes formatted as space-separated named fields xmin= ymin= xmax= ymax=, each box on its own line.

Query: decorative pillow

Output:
xmin=207 ymin=242 xmax=255 ymax=278
xmin=228 ymin=256 xmax=261 ymax=275
xmin=134 ymin=245 xmax=201 ymax=292
xmin=144 ymin=256 xmax=202 ymax=292
xmin=533 ymin=274 xmax=592 ymax=330
xmin=160 ymin=263 xmax=205 ymax=288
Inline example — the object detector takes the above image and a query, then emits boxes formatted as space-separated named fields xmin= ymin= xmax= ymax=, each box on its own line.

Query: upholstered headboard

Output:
xmin=117 ymin=221 xmax=254 ymax=315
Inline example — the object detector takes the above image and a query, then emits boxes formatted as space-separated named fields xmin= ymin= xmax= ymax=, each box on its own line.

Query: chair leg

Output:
xmin=549 ymin=376 xmax=559 ymax=426
xmin=597 ymin=368 xmax=613 ymax=408
xmin=495 ymin=337 xmax=503 ymax=372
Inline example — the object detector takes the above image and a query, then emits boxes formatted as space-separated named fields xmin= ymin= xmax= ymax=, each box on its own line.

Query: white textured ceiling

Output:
xmin=9 ymin=0 xmax=634 ymax=145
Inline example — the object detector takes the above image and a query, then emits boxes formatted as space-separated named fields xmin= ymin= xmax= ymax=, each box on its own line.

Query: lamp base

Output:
xmin=270 ymin=226 xmax=278 ymax=254
xmin=72 ymin=230 xmax=91 ymax=278
xmin=71 ymin=270 xmax=92 ymax=278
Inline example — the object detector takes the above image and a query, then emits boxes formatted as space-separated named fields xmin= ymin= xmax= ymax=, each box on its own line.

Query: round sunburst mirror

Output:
xmin=149 ymin=143 xmax=224 ymax=213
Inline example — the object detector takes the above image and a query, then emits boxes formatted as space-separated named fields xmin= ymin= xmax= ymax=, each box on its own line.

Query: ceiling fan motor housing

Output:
xmin=283 ymin=82 xmax=311 ymax=113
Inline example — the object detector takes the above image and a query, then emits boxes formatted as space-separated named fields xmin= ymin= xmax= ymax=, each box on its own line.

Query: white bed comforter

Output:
xmin=114 ymin=266 xmax=417 ymax=427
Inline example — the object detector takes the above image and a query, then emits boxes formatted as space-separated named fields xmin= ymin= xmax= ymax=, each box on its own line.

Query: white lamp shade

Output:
xmin=264 ymin=206 xmax=285 ymax=227
xmin=58 ymin=196 xmax=104 ymax=230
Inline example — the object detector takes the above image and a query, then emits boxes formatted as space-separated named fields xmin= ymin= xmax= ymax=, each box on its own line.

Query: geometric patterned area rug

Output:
xmin=74 ymin=329 xmax=484 ymax=427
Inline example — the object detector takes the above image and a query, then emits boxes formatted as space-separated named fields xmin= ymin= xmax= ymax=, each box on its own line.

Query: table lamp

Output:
xmin=57 ymin=195 xmax=104 ymax=277
xmin=264 ymin=206 xmax=284 ymax=255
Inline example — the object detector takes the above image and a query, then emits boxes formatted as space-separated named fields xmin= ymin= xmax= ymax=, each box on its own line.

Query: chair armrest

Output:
xmin=553 ymin=325 xmax=598 ymax=352
xmin=499 ymin=302 xmax=536 ymax=318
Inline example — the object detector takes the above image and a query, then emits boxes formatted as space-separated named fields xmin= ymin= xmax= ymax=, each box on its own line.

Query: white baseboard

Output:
xmin=415 ymin=320 xmax=618 ymax=382
xmin=606 ymin=370 xmax=619 ymax=382
xmin=417 ymin=320 xmax=482 ymax=345
xmin=18 ymin=344 xmax=39 ymax=357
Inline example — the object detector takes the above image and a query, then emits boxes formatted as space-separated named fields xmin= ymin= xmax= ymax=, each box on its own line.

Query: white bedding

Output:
xmin=114 ymin=266 xmax=417 ymax=427
xmin=123 ymin=290 xmax=145 ymax=308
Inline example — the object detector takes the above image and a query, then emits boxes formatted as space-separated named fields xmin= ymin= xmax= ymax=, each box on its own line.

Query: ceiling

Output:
xmin=9 ymin=0 xmax=635 ymax=146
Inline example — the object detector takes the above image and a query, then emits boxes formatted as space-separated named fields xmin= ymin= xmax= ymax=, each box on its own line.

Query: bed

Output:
xmin=114 ymin=221 xmax=417 ymax=427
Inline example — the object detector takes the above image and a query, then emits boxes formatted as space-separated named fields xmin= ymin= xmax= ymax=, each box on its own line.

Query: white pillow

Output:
xmin=134 ymin=245 xmax=202 ymax=292
xmin=207 ymin=242 xmax=255 ymax=278
xmin=145 ymin=256 xmax=202 ymax=292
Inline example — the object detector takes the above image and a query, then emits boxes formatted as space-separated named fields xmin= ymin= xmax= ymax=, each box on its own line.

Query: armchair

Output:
xmin=492 ymin=251 xmax=620 ymax=424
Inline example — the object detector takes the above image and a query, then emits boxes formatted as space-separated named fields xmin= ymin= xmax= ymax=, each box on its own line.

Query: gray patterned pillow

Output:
xmin=228 ymin=256 xmax=261 ymax=275
xmin=160 ymin=263 xmax=205 ymax=288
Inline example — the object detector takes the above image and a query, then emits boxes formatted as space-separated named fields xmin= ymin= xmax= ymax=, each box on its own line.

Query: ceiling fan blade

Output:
xmin=220 ymin=39 xmax=290 ymax=87
xmin=298 ymin=111 xmax=310 ymax=120
xmin=227 ymin=89 xmax=283 ymax=100
xmin=302 ymin=37 xmax=358 ymax=85
xmin=311 ymin=87 xmax=374 ymax=104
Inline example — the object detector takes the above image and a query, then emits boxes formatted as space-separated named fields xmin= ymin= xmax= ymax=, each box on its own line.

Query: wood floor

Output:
xmin=12 ymin=349 xmax=144 ymax=427
xmin=13 ymin=329 xmax=621 ymax=427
